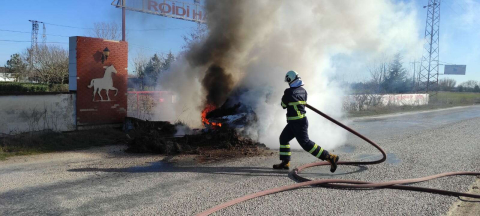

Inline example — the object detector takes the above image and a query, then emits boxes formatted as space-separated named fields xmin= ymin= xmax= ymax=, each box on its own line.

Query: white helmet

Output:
xmin=285 ymin=70 xmax=300 ymax=84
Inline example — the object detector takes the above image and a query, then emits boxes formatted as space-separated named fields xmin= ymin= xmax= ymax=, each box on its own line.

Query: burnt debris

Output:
xmin=124 ymin=117 xmax=266 ymax=157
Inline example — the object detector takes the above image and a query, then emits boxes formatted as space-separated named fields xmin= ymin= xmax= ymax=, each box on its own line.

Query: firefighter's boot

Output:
xmin=273 ymin=160 xmax=290 ymax=170
xmin=326 ymin=154 xmax=339 ymax=173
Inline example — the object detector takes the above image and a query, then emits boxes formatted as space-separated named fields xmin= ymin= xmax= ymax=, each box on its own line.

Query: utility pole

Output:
xmin=115 ymin=0 xmax=126 ymax=41
xmin=122 ymin=0 xmax=126 ymax=41
xmin=411 ymin=60 xmax=420 ymax=92
xmin=28 ymin=20 xmax=44 ymax=67
xmin=28 ymin=20 xmax=41 ymax=53
xmin=418 ymin=0 xmax=441 ymax=93
xmin=42 ymin=23 xmax=46 ymax=44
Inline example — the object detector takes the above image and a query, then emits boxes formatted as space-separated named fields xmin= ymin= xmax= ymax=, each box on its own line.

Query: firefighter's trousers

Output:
xmin=279 ymin=117 xmax=329 ymax=161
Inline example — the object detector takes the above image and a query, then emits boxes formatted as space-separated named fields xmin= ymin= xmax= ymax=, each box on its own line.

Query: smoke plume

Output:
xmin=201 ymin=64 xmax=233 ymax=106
xmin=159 ymin=0 xmax=420 ymax=149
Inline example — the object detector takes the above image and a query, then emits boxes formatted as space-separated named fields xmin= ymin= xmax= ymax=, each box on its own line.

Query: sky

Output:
xmin=0 ymin=0 xmax=479 ymax=84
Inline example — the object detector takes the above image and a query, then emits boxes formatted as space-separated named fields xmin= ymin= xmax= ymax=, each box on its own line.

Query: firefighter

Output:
xmin=273 ymin=70 xmax=339 ymax=173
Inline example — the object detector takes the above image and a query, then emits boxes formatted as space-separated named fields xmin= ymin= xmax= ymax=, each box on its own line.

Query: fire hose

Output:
xmin=197 ymin=104 xmax=480 ymax=216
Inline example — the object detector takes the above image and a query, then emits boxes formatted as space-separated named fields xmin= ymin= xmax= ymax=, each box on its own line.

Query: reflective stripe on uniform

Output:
xmin=287 ymin=114 xmax=305 ymax=120
xmin=308 ymin=144 xmax=318 ymax=153
xmin=279 ymin=152 xmax=292 ymax=156
xmin=286 ymin=101 xmax=306 ymax=120
xmin=281 ymin=101 xmax=287 ymax=108
xmin=280 ymin=145 xmax=290 ymax=148
xmin=288 ymin=101 xmax=307 ymax=105
xmin=316 ymin=147 xmax=324 ymax=158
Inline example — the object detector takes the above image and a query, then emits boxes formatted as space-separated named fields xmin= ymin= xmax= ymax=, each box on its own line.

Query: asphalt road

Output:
xmin=1 ymin=106 xmax=480 ymax=215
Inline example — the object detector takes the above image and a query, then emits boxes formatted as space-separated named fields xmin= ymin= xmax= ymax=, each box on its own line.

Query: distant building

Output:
xmin=0 ymin=67 xmax=16 ymax=82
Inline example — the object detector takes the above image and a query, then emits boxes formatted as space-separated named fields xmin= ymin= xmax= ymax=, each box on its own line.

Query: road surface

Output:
xmin=1 ymin=106 xmax=480 ymax=215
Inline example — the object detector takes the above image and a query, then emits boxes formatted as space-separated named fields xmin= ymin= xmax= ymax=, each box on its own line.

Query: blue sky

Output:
xmin=0 ymin=0 xmax=478 ymax=84
xmin=0 ymin=0 xmax=198 ymax=73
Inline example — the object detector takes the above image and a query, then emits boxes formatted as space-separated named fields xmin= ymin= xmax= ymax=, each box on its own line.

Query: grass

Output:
xmin=0 ymin=128 xmax=126 ymax=160
xmin=347 ymin=91 xmax=480 ymax=118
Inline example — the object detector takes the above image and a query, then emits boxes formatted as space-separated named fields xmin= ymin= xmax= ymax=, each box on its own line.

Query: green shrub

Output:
xmin=48 ymin=84 xmax=68 ymax=92
xmin=0 ymin=82 xmax=49 ymax=93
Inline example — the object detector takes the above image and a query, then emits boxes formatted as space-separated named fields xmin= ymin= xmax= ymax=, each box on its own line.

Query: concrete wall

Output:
xmin=0 ymin=93 xmax=76 ymax=135
xmin=379 ymin=94 xmax=429 ymax=106
xmin=344 ymin=94 xmax=429 ymax=111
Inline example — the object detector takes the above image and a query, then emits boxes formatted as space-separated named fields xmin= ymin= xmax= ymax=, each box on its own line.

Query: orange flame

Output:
xmin=202 ymin=104 xmax=222 ymax=127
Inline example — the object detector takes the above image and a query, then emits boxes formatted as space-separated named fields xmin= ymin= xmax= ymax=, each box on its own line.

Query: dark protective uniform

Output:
xmin=279 ymin=86 xmax=329 ymax=161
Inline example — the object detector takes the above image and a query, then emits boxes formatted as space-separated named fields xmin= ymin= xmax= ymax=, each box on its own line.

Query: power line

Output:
xmin=0 ymin=39 xmax=68 ymax=44
xmin=445 ymin=2 xmax=460 ymax=15
xmin=43 ymin=22 xmax=92 ymax=30
xmin=128 ymin=27 xmax=191 ymax=31
xmin=129 ymin=43 xmax=171 ymax=53
xmin=0 ymin=29 xmax=70 ymax=37
xmin=43 ymin=22 xmax=190 ymax=31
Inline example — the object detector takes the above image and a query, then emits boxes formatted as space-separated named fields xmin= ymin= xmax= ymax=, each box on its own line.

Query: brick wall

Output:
xmin=73 ymin=36 xmax=128 ymax=125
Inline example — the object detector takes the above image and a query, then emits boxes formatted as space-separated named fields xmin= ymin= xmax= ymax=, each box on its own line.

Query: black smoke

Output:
xmin=201 ymin=64 xmax=233 ymax=106
xmin=186 ymin=0 xmax=246 ymax=107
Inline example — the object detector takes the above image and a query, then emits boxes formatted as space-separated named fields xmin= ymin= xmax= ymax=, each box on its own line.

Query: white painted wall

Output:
xmin=379 ymin=94 xmax=429 ymax=106
xmin=344 ymin=94 xmax=429 ymax=111
xmin=0 ymin=93 xmax=76 ymax=135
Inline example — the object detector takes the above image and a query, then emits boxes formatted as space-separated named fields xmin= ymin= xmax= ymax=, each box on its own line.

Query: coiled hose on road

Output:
xmin=197 ymin=104 xmax=480 ymax=216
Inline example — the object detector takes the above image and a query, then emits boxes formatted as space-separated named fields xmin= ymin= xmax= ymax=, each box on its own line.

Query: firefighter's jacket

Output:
xmin=281 ymin=86 xmax=307 ymax=120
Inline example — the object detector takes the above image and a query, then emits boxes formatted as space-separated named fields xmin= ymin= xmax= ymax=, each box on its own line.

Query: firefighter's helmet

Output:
xmin=285 ymin=70 xmax=299 ymax=84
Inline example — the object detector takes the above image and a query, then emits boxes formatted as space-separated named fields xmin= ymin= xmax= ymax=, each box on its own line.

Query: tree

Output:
xmin=474 ymin=85 xmax=480 ymax=93
xmin=458 ymin=85 xmax=464 ymax=92
xmin=91 ymin=22 xmax=120 ymax=40
xmin=162 ymin=51 xmax=175 ymax=72
xmin=131 ymin=51 xmax=177 ymax=90
xmin=132 ymin=52 xmax=148 ymax=90
xmin=459 ymin=80 xmax=478 ymax=92
xmin=28 ymin=45 xmax=69 ymax=84
xmin=143 ymin=54 xmax=163 ymax=87
xmin=367 ymin=55 xmax=389 ymax=93
xmin=5 ymin=53 xmax=27 ymax=81
xmin=438 ymin=78 xmax=456 ymax=91
xmin=382 ymin=53 xmax=409 ymax=93
xmin=182 ymin=23 xmax=208 ymax=50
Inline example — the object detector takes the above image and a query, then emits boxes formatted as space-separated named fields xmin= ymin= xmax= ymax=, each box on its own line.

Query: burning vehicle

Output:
xmin=202 ymin=99 xmax=258 ymax=129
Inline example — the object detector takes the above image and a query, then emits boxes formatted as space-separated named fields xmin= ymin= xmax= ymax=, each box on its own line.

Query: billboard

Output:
xmin=112 ymin=0 xmax=206 ymax=23
xmin=444 ymin=65 xmax=466 ymax=75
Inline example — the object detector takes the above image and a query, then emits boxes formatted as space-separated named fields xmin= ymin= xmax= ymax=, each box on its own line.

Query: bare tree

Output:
xmin=132 ymin=52 xmax=149 ymax=78
xmin=91 ymin=22 xmax=120 ymax=40
xmin=182 ymin=23 xmax=208 ymax=50
xmin=367 ymin=54 xmax=390 ymax=93
xmin=438 ymin=78 xmax=456 ymax=91
xmin=26 ymin=45 xmax=69 ymax=84
xmin=131 ymin=52 xmax=149 ymax=90
xmin=460 ymin=80 xmax=478 ymax=91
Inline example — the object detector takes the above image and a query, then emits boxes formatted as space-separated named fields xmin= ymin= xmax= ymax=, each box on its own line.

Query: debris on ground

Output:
xmin=124 ymin=117 xmax=269 ymax=162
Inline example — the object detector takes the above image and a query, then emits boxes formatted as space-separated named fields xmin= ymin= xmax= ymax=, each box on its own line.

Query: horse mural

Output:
xmin=87 ymin=65 xmax=119 ymax=101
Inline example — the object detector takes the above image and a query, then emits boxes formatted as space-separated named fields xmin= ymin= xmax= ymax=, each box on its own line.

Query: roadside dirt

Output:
xmin=447 ymin=177 xmax=480 ymax=216
xmin=1 ymin=143 xmax=275 ymax=167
